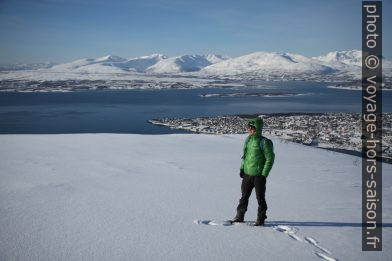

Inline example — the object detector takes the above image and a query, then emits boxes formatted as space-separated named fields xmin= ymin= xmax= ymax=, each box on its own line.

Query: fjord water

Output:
xmin=0 ymin=81 xmax=390 ymax=134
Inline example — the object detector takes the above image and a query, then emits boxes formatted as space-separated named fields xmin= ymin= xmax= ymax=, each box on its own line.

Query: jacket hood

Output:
xmin=248 ymin=117 xmax=263 ymax=136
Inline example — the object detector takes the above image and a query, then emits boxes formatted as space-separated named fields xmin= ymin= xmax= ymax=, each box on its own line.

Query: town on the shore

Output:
xmin=149 ymin=112 xmax=392 ymax=162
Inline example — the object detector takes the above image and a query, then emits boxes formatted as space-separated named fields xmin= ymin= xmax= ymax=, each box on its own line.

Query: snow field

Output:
xmin=0 ymin=134 xmax=391 ymax=260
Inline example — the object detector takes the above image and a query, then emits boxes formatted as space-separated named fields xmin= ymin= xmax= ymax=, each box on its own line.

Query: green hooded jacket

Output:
xmin=240 ymin=118 xmax=275 ymax=177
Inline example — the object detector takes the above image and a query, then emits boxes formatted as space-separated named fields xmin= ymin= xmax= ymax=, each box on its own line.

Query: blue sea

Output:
xmin=0 ymin=81 xmax=390 ymax=134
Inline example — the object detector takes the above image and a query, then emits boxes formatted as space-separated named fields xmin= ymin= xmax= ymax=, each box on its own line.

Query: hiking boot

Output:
xmin=231 ymin=212 xmax=245 ymax=223
xmin=254 ymin=214 xmax=267 ymax=226
xmin=254 ymin=218 xmax=265 ymax=226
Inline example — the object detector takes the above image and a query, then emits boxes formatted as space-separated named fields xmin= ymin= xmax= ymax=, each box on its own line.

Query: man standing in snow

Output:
xmin=231 ymin=117 xmax=275 ymax=226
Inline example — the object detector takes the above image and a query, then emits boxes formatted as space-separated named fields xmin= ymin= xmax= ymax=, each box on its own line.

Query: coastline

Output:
xmin=148 ymin=112 xmax=392 ymax=164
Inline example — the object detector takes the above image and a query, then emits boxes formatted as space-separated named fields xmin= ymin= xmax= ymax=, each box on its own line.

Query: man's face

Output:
xmin=248 ymin=126 xmax=256 ymax=135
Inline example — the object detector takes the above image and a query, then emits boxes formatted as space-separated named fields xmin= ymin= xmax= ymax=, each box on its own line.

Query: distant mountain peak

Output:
xmin=146 ymin=54 xmax=229 ymax=73
xmin=136 ymin=53 xmax=167 ymax=60
xmin=95 ymin=55 xmax=126 ymax=63
xmin=312 ymin=50 xmax=362 ymax=66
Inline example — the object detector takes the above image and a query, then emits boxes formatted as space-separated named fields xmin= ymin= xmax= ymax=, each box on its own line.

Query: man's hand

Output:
xmin=240 ymin=169 xmax=245 ymax=178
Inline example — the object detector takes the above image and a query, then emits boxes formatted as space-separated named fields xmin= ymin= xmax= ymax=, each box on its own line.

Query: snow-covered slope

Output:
xmin=201 ymin=52 xmax=335 ymax=75
xmin=1 ymin=134 xmax=391 ymax=260
xmin=312 ymin=50 xmax=392 ymax=78
xmin=314 ymin=50 xmax=392 ymax=70
xmin=50 ymin=54 xmax=167 ymax=73
xmin=313 ymin=50 xmax=362 ymax=67
xmin=51 ymin=55 xmax=125 ymax=71
xmin=146 ymin=54 xmax=228 ymax=73
xmin=120 ymin=54 xmax=167 ymax=72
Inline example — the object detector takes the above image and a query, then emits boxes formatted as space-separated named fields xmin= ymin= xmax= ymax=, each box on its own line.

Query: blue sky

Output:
xmin=0 ymin=0 xmax=390 ymax=63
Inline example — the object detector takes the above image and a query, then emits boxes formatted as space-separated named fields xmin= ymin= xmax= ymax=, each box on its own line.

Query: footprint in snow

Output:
xmin=273 ymin=225 xmax=302 ymax=241
xmin=195 ymin=220 xmax=338 ymax=261
xmin=273 ymin=225 xmax=338 ymax=261
xmin=304 ymin=237 xmax=331 ymax=254
xmin=314 ymin=251 xmax=338 ymax=261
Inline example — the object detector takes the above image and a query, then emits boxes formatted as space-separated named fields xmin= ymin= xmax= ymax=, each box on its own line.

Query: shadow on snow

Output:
xmin=267 ymin=221 xmax=392 ymax=228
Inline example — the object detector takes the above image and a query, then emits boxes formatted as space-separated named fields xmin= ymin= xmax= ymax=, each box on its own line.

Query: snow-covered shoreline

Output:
xmin=1 ymin=133 xmax=391 ymax=260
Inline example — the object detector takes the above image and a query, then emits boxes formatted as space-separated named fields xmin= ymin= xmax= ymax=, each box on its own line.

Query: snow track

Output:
xmin=272 ymin=225 xmax=337 ymax=261
xmin=195 ymin=220 xmax=338 ymax=261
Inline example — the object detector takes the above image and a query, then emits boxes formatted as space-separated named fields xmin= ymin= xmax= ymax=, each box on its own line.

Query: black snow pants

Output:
xmin=236 ymin=174 xmax=267 ymax=219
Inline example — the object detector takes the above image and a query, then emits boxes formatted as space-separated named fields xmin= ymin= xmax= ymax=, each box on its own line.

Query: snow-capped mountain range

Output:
xmin=1 ymin=50 xmax=391 ymax=81
xmin=47 ymin=50 xmax=391 ymax=77
xmin=44 ymin=50 xmax=359 ymax=74
xmin=49 ymin=53 xmax=228 ymax=74
xmin=201 ymin=52 xmax=336 ymax=75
